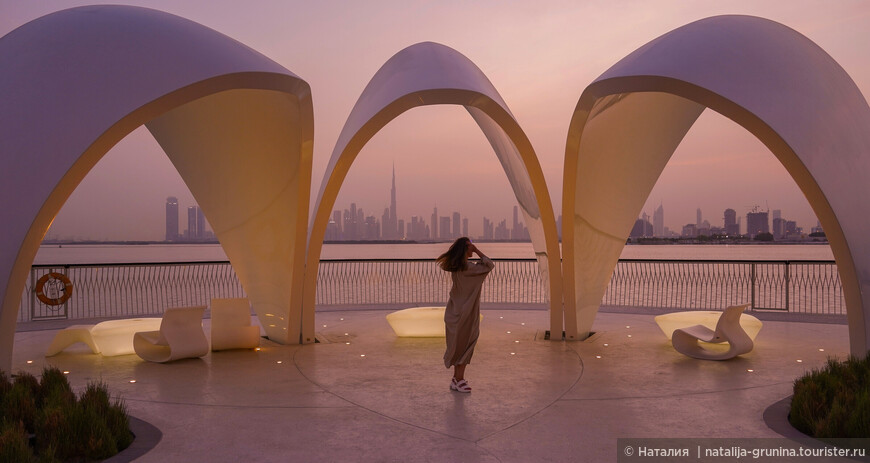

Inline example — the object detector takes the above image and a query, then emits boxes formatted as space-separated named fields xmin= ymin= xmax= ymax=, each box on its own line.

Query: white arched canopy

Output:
xmin=303 ymin=42 xmax=566 ymax=343
xmin=563 ymin=15 xmax=870 ymax=355
xmin=0 ymin=5 xmax=313 ymax=370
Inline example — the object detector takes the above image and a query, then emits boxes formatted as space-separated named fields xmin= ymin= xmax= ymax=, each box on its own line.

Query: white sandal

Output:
xmin=450 ymin=378 xmax=471 ymax=393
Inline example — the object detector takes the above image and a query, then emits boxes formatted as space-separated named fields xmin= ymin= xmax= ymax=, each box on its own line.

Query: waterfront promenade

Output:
xmin=11 ymin=308 xmax=855 ymax=462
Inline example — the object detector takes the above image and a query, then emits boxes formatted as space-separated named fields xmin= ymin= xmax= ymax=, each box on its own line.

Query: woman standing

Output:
xmin=436 ymin=237 xmax=494 ymax=393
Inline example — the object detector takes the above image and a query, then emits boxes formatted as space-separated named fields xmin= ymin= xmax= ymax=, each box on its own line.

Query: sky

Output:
xmin=3 ymin=0 xmax=869 ymax=240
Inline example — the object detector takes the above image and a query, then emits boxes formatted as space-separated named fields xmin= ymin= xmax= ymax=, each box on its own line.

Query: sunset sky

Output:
xmin=3 ymin=1 xmax=869 ymax=240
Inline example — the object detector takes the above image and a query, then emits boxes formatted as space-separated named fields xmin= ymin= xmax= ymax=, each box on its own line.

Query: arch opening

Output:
xmin=0 ymin=5 xmax=314 ymax=370
xmin=302 ymin=42 xmax=564 ymax=345
xmin=565 ymin=83 xmax=869 ymax=355
xmin=563 ymin=15 xmax=870 ymax=356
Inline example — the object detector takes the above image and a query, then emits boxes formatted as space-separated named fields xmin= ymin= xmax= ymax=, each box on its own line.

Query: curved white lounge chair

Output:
xmin=671 ymin=304 xmax=754 ymax=360
xmin=46 ymin=318 xmax=162 ymax=357
xmin=210 ymin=298 xmax=260 ymax=351
xmin=134 ymin=306 xmax=208 ymax=363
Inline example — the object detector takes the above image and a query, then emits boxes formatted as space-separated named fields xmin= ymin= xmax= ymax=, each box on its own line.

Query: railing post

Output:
xmin=784 ymin=261 xmax=790 ymax=312
xmin=750 ymin=262 xmax=756 ymax=310
xmin=29 ymin=266 xmax=36 ymax=321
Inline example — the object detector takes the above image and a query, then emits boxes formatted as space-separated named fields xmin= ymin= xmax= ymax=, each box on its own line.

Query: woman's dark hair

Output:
xmin=436 ymin=237 xmax=471 ymax=272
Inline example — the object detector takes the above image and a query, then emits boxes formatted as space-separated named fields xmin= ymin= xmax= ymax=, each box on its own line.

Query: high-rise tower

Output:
xmin=653 ymin=204 xmax=664 ymax=237
xmin=389 ymin=164 xmax=397 ymax=239
xmin=746 ymin=209 xmax=769 ymax=238
xmin=452 ymin=212 xmax=460 ymax=238
xmin=196 ymin=207 xmax=206 ymax=239
xmin=431 ymin=206 xmax=438 ymax=241
xmin=165 ymin=197 xmax=178 ymax=241
xmin=187 ymin=206 xmax=198 ymax=240
xmin=724 ymin=208 xmax=738 ymax=235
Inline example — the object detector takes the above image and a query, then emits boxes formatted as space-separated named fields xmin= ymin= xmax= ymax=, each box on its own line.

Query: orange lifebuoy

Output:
xmin=35 ymin=272 xmax=73 ymax=306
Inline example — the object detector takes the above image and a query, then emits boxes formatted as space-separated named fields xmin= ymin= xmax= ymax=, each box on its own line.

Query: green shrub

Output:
xmin=0 ymin=420 xmax=36 ymax=463
xmin=78 ymin=382 xmax=129 ymax=458
xmin=0 ymin=370 xmax=12 ymax=402
xmin=0 ymin=369 xmax=132 ymax=461
xmin=79 ymin=382 xmax=110 ymax=417
xmin=38 ymin=367 xmax=73 ymax=409
xmin=34 ymin=403 xmax=68 ymax=460
xmin=3 ymin=373 xmax=39 ymax=433
xmin=791 ymin=352 xmax=870 ymax=438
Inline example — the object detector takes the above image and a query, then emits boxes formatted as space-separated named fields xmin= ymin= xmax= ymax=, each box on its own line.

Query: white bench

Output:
xmin=46 ymin=318 xmax=162 ymax=357
xmin=386 ymin=306 xmax=483 ymax=337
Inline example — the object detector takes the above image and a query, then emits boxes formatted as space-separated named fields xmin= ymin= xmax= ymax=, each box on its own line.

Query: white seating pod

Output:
xmin=133 ymin=306 xmax=209 ymax=363
xmin=210 ymin=298 xmax=261 ymax=351
xmin=386 ymin=307 xmax=484 ymax=337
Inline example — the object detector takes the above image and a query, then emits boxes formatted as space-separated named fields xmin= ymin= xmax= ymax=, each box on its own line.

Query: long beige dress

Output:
xmin=443 ymin=256 xmax=495 ymax=368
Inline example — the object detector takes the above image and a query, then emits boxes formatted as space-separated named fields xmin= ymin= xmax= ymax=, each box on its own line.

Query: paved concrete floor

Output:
xmin=9 ymin=310 xmax=855 ymax=462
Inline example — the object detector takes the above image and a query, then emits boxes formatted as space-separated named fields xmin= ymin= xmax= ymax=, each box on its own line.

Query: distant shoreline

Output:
xmin=40 ymin=239 xmax=828 ymax=246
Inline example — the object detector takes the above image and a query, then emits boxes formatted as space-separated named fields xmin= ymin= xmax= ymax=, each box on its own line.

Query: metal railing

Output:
xmin=315 ymin=259 xmax=547 ymax=306
xmin=24 ymin=262 xmax=245 ymax=322
xmin=604 ymin=259 xmax=844 ymax=314
xmin=19 ymin=258 xmax=845 ymax=323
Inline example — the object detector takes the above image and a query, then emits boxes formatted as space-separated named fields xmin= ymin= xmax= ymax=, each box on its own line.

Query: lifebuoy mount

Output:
xmin=35 ymin=272 xmax=73 ymax=306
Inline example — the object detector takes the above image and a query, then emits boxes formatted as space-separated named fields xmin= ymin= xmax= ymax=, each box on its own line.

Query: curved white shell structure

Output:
xmin=563 ymin=15 xmax=870 ymax=354
xmin=0 ymin=5 xmax=313 ymax=369
xmin=303 ymin=42 xmax=565 ymax=342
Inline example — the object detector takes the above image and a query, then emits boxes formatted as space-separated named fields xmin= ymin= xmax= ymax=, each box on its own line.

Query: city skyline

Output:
xmin=324 ymin=167 xmax=531 ymax=242
xmin=161 ymin=169 xmax=822 ymax=244
xmin=631 ymin=205 xmax=820 ymax=240
xmin=45 ymin=169 xmax=823 ymax=243
xmin=11 ymin=1 xmax=867 ymax=242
